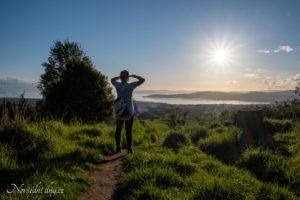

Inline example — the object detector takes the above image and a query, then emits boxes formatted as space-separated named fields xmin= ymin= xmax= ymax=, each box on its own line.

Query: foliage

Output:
xmin=165 ymin=105 xmax=188 ymax=128
xmin=1 ymin=114 xmax=299 ymax=199
xmin=295 ymin=82 xmax=300 ymax=96
xmin=235 ymin=147 xmax=289 ymax=184
xmin=264 ymin=118 xmax=292 ymax=134
xmin=260 ymin=99 xmax=300 ymax=121
xmin=219 ymin=108 xmax=236 ymax=123
xmin=119 ymin=145 xmax=297 ymax=200
xmin=38 ymin=40 xmax=88 ymax=97
xmin=191 ymin=127 xmax=208 ymax=144
xmin=163 ymin=131 xmax=190 ymax=149
xmin=0 ymin=94 xmax=36 ymax=121
xmin=0 ymin=118 xmax=157 ymax=199
xmin=38 ymin=40 xmax=114 ymax=122
xmin=198 ymin=127 xmax=244 ymax=162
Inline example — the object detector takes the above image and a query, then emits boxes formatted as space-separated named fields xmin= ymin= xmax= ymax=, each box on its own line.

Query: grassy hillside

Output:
xmin=0 ymin=117 xmax=299 ymax=199
xmin=0 ymin=117 xmax=158 ymax=199
xmin=117 ymin=120 xmax=300 ymax=200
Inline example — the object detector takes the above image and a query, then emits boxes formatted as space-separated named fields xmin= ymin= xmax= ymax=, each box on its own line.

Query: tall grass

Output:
xmin=0 ymin=114 xmax=158 ymax=199
xmin=198 ymin=126 xmax=244 ymax=162
xmin=118 ymin=145 xmax=297 ymax=199
xmin=0 ymin=111 xmax=298 ymax=199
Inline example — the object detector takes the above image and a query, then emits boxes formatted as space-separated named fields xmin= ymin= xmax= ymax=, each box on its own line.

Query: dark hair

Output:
xmin=120 ymin=70 xmax=129 ymax=77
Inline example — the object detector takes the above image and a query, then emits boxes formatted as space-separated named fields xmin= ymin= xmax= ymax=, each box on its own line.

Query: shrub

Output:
xmin=264 ymin=118 xmax=292 ymax=134
xmin=163 ymin=132 xmax=190 ymax=149
xmin=219 ymin=109 xmax=236 ymax=122
xmin=0 ymin=118 xmax=54 ymax=161
xmin=191 ymin=127 xmax=208 ymax=144
xmin=167 ymin=157 xmax=197 ymax=176
xmin=118 ymin=166 xmax=185 ymax=199
xmin=199 ymin=127 xmax=243 ymax=162
xmin=257 ymin=182 xmax=297 ymax=200
xmin=209 ymin=122 xmax=221 ymax=129
xmin=260 ymin=99 xmax=300 ymax=121
xmin=235 ymin=147 xmax=289 ymax=184
xmin=150 ymin=132 xmax=158 ymax=142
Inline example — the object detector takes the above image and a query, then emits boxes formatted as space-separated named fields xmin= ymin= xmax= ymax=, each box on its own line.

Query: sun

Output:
xmin=204 ymin=36 xmax=239 ymax=68
xmin=213 ymin=49 xmax=229 ymax=64
xmin=207 ymin=45 xmax=233 ymax=66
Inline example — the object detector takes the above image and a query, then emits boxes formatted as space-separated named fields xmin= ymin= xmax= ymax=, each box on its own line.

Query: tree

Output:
xmin=38 ymin=40 xmax=87 ymax=97
xmin=295 ymin=82 xmax=300 ymax=96
xmin=165 ymin=105 xmax=188 ymax=127
xmin=38 ymin=40 xmax=114 ymax=122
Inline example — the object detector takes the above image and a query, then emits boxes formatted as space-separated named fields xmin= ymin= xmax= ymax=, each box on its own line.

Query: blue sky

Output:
xmin=0 ymin=0 xmax=300 ymax=91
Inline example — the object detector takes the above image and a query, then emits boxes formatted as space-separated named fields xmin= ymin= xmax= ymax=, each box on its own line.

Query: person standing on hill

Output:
xmin=111 ymin=70 xmax=145 ymax=154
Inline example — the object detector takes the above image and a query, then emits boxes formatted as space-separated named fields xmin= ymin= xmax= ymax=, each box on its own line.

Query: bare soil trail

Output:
xmin=80 ymin=150 xmax=127 ymax=200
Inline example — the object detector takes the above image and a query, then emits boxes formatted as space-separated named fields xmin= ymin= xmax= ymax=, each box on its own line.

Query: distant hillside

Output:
xmin=145 ymin=91 xmax=298 ymax=103
xmin=0 ymin=78 xmax=40 ymax=98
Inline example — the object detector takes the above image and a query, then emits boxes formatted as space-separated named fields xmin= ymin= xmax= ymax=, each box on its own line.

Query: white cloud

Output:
xmin=292 ymin=74 xmax=300 ymax=81
xmin=273 ymin=46 xmax=293 ymax=53
xmin=253 ymin=73 xmax=300 ymax=90
xmin=244 ymin=68 xmax=265 ymax=73
xmin=257 ymin=45 xmax=294 ymax=54
xmin=243 ymin=73 xmax=260 ymax=79
xmin=227 ymin=80 xmax=237 ymax=84
xmin=257 ymin=50 xmax=271 ymax=54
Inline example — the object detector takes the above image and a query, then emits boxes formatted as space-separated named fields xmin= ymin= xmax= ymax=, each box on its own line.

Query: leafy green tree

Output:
xmin=295 ymin=82 xmax=300 ymax=96
xmin=38 ymin=40 xmax=114 ymax=122
xmin=38 ymin=40 xmax=87 ymax=97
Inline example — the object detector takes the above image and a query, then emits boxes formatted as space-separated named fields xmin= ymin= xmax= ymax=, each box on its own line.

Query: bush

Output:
xmin=209 ymin=122 xmax=221 ymax=129
xmin=260 ymin=99 xmax=300 ymax=121
xmin=0 ymin=117 xmax=54 ymax=161
xmin=163 ymin=132 xmax=190 ymax=149
xmin=258 ymin=183 xmax=298 ymax=200
xmin=219 ymin=109 xmax=236 ymax=122
xmin=191 ymin=127 xmax=208 ymax=144
xmin=0 ymin=94 xmax=36 ymax=122
xmin=264 ymin=118 xmax=292 ymax=133
xmin=150 ymin=132 xmax=158 ymax=142
xmin=235 ymin=147 xmax=289 ymax=184
xmin=199 ymin=127 xmax=243 ymax=162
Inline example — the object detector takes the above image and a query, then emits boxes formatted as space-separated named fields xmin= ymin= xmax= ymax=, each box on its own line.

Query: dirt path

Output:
xmin=80 ymin=150 xmax=127 ymax=200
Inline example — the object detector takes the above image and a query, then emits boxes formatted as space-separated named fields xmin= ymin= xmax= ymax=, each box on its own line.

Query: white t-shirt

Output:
xmin=112 ymin=81 xmax=138 ymax=120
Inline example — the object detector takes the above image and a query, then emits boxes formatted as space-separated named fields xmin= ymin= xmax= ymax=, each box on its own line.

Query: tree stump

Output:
xmin=235 ymin=110 xmax=273 ymax=147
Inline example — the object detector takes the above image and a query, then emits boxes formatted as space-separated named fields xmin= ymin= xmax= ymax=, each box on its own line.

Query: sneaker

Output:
xmin=127 ymin=148 xmax=133 ymax=154
xmin=115 ymin=147 xmax=121 ymax=154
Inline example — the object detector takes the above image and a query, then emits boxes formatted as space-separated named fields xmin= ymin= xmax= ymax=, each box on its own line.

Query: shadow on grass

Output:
xmin=0 ymin=150 xmax=99 ymax=191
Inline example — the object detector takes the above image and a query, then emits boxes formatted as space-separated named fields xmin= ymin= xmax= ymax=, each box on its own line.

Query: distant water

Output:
xmin=0 ymin=83 xmax=271 ymax=105
xmin=133 ymin=92 xmax=270 ymax=105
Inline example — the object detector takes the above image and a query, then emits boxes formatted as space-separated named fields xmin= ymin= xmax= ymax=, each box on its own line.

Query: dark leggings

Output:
xmin=115 ymin=116 xmax=134 ymax=149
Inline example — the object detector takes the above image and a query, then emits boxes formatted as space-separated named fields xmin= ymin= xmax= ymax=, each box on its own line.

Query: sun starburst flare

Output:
xmin=203 ymin=36 xmax=240 ymax=69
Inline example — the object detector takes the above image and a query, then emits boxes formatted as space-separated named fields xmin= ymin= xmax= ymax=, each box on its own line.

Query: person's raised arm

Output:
xmin=130 ymin=75 xmax=145 ymax=86
xmin=111 ymin=76 xmax=120 ymax=84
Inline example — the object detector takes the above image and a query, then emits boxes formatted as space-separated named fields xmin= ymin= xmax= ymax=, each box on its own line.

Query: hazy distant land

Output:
xmin=145 ymin=90 xmax=298 ymax=103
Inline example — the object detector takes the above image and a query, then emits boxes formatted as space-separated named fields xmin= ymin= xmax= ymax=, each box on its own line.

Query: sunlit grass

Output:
xmin=0 ymin=118 xmax=299 ymax=199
